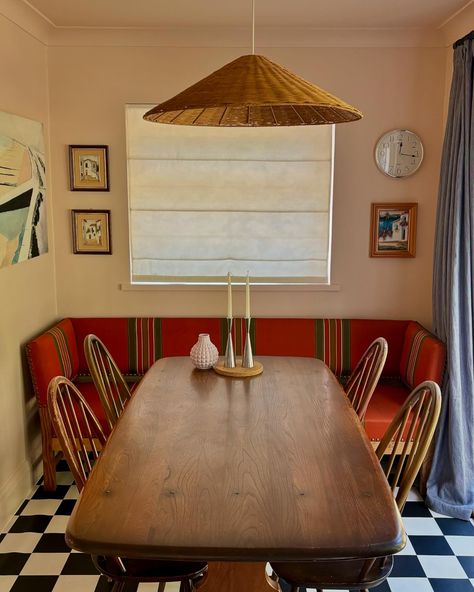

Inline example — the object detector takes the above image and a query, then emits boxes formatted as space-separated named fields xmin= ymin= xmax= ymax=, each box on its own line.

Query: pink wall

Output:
xmin=0 ymin=12 xmax=56 ymax=528
xmin=48 ymin=45 xmax=446 ymax=326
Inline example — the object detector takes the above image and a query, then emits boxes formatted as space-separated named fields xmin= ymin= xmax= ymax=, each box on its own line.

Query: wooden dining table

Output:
xmin=66 ymin=356 xmax=405 ymax=592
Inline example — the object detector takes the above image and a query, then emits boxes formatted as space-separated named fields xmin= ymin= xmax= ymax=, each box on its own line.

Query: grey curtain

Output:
xmin=427 ymin=32 xmax=474 ymax=520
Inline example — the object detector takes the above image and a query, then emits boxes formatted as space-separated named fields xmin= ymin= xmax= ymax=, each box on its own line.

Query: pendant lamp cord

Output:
xmin=252 ymin=0 xmax=255 ymax=54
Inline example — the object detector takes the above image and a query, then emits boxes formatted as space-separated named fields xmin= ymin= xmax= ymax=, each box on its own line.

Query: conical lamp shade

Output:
xmin=143 ymin=54 xmax=362 ymax=126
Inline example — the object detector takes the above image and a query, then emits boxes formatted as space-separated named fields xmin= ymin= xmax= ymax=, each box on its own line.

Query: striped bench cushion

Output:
xmin=26 ymin=317 xmax=446 ymax=448
xmin=251 ymin=318 xmax=352 ymax=375
xmin=26 ymin=318 xmax=79 ymax=406
xmin=399 ymin=321 xmax=446 ymax=389
xmin=70 ymin=317 xmax=421 ymax=379
xmin=72 ymin=317 xmax=224 ymax=375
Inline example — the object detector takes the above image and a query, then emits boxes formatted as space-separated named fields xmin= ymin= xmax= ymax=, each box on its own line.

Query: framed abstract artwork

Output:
xmin=0 ymin=110 xmax=48 ymax=268
xmin=71 ymin=209 xmax=111 ymax=254
xmin=370 ymin=202 xmax=417 ymax=258
xmin=69 ymin=145 xmax=109 ymax=191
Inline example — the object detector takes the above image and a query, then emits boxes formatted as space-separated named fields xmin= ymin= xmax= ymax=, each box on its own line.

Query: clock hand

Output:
xmin=399 ymin=141 xmax=417 ymax=157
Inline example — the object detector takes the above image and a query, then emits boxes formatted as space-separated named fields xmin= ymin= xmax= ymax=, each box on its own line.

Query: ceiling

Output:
xmin=25 ymin=0 xmax=469 ymax=29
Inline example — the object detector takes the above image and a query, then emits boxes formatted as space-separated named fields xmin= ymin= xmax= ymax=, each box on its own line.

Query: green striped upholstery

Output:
xmin=127 ymin=318 xmax=163 ymax=374
xmin=399 ymin=321 xmax=445 ymax=389
xmin=314 ymin=319 xmax=351 ymax=376
xmin=26 ymin=318 xmax=79 ymax=407
xmin=47 ymin=325 xmax=75 ymax=378
xmin=403 ymin=327 xmax=430 ymax=386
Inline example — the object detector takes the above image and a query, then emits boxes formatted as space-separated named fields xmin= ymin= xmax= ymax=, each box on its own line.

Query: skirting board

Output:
xmin=0 ymin=459 xmax=36 ymax=531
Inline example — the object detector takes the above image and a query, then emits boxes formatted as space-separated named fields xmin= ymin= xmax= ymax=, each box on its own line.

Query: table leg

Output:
xmin=197 ymin=562 xmax=281 ymax=592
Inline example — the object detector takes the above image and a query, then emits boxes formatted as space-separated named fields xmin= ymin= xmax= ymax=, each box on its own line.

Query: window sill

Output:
xmin=120 ymin=282 xmax=341 ymax=293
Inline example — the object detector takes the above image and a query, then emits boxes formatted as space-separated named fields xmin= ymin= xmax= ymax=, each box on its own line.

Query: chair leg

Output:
xmin=110 ymin=581 xmax=126 ymax=592
xmin=39 ymin=407 xmax=57 ymax=491
xmin=158 ymin=582 xmax=166 ymax=592
xmin=180 ymin=579 xmax=191 ymax=592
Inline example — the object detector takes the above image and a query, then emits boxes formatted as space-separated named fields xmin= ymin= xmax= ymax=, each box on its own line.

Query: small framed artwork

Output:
xmin=370 ymin=202 xmax=417 ymax=258
xmin=71 ymin=209 xmax=111 ymax=254
xmin=69 ymin=145 xmax=109 ymax=191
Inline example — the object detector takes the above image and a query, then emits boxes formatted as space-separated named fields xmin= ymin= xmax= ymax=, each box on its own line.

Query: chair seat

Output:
xmin=365 ymin=380 xmax=410 ymax=441
xmin=75 ymin=381 xmax=111 ymax=434
xmin=93 ymin=555 xmax=208 ymax=583
xmin=271 ymin=555 xmax=393 ymax=589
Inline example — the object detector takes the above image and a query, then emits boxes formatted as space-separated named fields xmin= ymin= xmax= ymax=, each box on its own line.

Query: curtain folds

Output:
xmin=427 ymin=33 xmax=474 ymax=520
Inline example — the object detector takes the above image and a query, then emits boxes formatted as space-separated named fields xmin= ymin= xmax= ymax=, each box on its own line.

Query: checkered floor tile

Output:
xmin=1 ymin=463 xmax=473 ymax=592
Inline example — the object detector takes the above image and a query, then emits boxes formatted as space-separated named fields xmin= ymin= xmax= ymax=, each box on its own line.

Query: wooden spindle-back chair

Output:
xmin=376 ymin=380 xmax=442 ymax=512
xmin=345 ymin=337 xmax=388 ymax=421
xmin=47 ymin=376 xmax=106 ymax=491
xmin=47 ymin=376 xmax=208 ymax=592
xmin=270 ymin=380 xmax=442 ymax=592
xmin=84 ymin=334 xmax=132 ymax=430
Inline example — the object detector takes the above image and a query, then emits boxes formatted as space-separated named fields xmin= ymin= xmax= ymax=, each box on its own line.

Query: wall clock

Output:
xmin=375 ymin=129 xmax=424 ymax=178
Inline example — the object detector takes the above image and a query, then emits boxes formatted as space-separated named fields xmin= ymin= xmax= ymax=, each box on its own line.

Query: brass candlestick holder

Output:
xmin=224 ymin=318 xmax=236 ymax=368
xmin=242 ymin=317 xmax=254 ymax=368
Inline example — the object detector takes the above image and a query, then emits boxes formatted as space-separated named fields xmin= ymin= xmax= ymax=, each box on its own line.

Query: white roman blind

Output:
xmin=126 ymin=104 xmax=334 ymax=284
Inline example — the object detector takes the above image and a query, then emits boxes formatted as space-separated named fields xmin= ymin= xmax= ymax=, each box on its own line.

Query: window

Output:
xmin=126 ymin=105 xmax=334 ymax=284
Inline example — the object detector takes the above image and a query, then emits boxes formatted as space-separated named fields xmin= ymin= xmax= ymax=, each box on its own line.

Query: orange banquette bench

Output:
xmin=26 ymin=317 xmax=446 ymax=490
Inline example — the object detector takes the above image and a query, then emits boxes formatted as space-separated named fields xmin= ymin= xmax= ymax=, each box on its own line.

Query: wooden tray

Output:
xmin=213 ymin=360 xmax=263 ymax=378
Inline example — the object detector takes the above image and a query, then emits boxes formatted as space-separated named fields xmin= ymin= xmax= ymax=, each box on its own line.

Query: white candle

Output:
xmin=227 ymin=272 xmax=232 ymax=319
xmin=245 ymin=272 xmax=250 ymax=319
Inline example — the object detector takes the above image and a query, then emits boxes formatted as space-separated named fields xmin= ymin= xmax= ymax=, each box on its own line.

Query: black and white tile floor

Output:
xmin=1 ymin=462 xmax=473 ymax=592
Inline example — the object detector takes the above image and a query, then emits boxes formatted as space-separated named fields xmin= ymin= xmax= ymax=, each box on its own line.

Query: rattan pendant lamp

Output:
xmin=143 ymin=2 xmax=362 ymax=127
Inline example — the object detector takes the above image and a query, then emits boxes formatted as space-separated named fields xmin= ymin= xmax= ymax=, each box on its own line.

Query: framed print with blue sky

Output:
xmin=370 ymin=202 xmax=417 ymax=258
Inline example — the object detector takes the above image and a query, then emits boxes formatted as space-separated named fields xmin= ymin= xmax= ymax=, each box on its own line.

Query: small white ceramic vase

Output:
xmin=190 ymin=333 xmax=219 ymax=369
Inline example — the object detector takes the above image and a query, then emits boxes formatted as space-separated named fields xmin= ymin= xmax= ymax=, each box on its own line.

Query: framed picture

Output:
xmin=370 ymin=202 xmax=417 ymax=258
xmin=71 ymin=209 xmax=111 ymax=254
xmin=69 ymin=145 xmax=109 ymax=191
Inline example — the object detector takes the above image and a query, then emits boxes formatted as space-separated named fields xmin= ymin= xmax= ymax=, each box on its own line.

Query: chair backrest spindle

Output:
xmin=84 ymin=334 xmax=132 ymax=430
xmin=344 ymin=337 xmax=388 ymax=421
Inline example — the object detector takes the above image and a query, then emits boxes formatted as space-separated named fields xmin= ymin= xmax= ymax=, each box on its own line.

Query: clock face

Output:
xmin=375 ymin=130 xmax=424 ymax=178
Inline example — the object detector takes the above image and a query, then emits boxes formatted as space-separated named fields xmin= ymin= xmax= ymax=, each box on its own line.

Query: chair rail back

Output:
xmin=376 ymin=380 xmax=441 ymax=512
xmin=84 ymin=334 xmax=132 ymax=430
xmin=47 ymin=376 xmax=107 ymax=492
xmin=344 ymin=337 xmax=388 ymax=421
